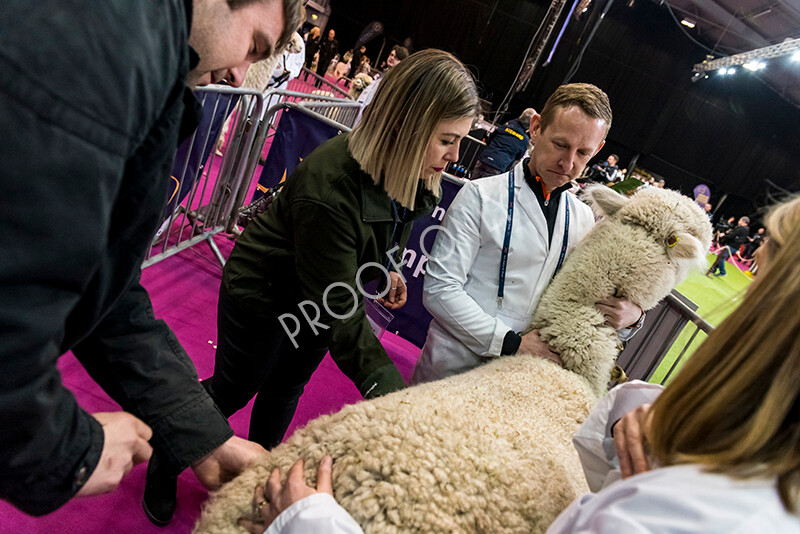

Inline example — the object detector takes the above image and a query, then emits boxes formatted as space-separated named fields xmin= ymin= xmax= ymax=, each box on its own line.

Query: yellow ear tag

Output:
xmin=667 ymin=236 xmax=679 ymax=247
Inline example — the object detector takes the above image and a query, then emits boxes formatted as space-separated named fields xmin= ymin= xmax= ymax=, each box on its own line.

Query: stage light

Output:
xmin=743 ymin=61 xmax=766 ymax=71
xmin=680 ymin=19 xmax=696 ymax=29
xmin=693 ymin=38 xmax=800 ymax=76
xmin=311 ymin=13 xmax=318 ymax=20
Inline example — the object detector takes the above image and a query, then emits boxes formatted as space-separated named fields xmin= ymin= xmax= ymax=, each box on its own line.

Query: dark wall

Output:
xmin=326 ymin=0 xmax=800 ymax=217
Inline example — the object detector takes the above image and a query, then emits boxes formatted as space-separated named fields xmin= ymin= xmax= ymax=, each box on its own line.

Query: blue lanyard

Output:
xmin=497 ymin=169 xmax=515 ymax=307
xmin=554 ymin=200 xmax=570 ymax=279
xmin=497 ymin=171 xmax=571 ymax=307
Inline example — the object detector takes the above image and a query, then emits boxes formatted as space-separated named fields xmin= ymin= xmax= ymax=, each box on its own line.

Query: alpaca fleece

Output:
xmin=194 ymin=186 xmax=712 ymax=533
xmin=194 ymin=357 xmax=593 ymax=534
xmin=528 ymin=185 xmax=712 ymax=395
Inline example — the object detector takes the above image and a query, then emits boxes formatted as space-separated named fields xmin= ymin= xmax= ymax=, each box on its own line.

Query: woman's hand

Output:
xmin=238 ymin=456 xmax=334 ymax=533
xmin=613 ymin=404 xmax=653 ymax=478
xmin=377 ymin=272 xmax=407 ymax=310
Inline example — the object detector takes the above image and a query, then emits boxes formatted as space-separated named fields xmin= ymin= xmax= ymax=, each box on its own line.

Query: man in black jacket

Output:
xmin=0 ymin=0 xmax=301 ymax=519
xmin=472 ymin=109 xmax=535 ymax=179
xmin=315 ymin=28 xmax=339 ymax=87
xmin=708 ymin=216 xmax=750 ymax=277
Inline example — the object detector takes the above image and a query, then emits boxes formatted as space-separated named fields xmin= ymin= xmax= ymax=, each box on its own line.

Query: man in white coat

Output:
xmin=411 ymin=83 xmax=644 ymax=384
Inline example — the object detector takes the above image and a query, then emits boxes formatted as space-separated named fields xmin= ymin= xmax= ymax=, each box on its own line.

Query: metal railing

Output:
xmin=143 ymin=85 xmax=362 ymax=269
xmin=298 ymin=67 xmax=352 ymax=100
xmin=615 ymin=289 xmax=715 ymax=386
xmin=144 ymin=86 xmax=265 ymax=268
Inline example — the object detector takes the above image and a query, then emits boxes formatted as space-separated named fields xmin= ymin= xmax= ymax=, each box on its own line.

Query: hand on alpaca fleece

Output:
xmin=595 ymin=296 xmax=643 ymax=331
xmin=192 ymin=436 xmax=268 ymax=491
xmin=237 ymin=456 xmax=334 ymax=533
xmin=518 ymin=329 xmax=564 ymax=367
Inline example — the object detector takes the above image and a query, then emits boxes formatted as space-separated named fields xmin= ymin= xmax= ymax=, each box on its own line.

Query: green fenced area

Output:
xmin=649 ymin=254 xmax=753 ymax=384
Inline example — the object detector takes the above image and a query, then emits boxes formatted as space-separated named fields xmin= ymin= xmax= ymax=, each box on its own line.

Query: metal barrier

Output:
xmin=144 ymin=85 xmax=265 ymax=268
xmin=298 ymin=67 xmax=352 ymax=100
xmin=143 ymin=85 xmax=361 ymax=269
xmin=615 ymin=289 xmax=715 ymax=386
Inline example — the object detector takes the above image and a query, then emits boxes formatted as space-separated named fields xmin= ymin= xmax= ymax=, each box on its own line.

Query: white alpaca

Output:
xmin=194 ymin=186 xmax=712 ymax=534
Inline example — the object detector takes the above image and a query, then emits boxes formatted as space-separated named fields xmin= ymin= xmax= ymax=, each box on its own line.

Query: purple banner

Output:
xmin=164 ymin=93 xmax=237 ymax=218
xmin=693 ymin=184 xmax=711 ymax=207
xmin=256 ymin=108 xmax=341 ymax=198
xmin=389 ymin=178 xmax=463 ymax=347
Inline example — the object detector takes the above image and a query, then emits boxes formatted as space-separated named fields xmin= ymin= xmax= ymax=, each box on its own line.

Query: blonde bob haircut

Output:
xmin=647 ymin=195 xmax=800 ymax=511
xmin=348 ymin=49 xmax=480 ymax=209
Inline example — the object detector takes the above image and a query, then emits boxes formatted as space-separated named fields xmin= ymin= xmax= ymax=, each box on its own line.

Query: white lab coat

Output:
xmin=547 ymin=381 xmax=800 ymax=533
xmin=269 ymin=40 xmax=306 ymax=92
xmin=410 ymin=161 xmax=596 ymax=384
xmin=353 ymin=75 xmax=382 ymax=125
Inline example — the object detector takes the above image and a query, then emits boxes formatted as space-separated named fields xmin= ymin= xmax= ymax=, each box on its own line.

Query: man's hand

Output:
xmin=76 ymin=412 xmax=152 ymax=496
xmin=377 ymin=272 xmax=407 ymax=310
xmin=518 ymin=330 xmax=563 ymax=367
xmin=613 ymin=403 xmax=653 ymax=479
xmin=238 ymin=456 xmax=334 ymax=533
xmin=596 ymin=296 xmax=643 ymax=331
xmin=191 ymin=435 xmax=268 ymax=490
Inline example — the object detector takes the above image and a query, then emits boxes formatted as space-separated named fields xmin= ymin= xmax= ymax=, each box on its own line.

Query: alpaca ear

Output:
xmin=666 ymin=232 xmax=703 ymax=260
xmin=583 ymin=184 xmax=628 ymax=217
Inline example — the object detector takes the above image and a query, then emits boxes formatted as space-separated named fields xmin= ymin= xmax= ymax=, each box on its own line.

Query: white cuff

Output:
xmin=265 ymin=493 xmax=363 ymax=534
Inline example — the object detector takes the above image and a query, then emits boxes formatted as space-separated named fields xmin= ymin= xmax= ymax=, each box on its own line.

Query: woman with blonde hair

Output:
xmin=205 ymin=49 xmax=480 ymax=448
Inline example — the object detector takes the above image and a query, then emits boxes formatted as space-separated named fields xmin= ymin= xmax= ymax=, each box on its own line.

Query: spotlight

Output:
xmin=680 ymin=19 xmax=696 ymax=29
xmin=742 ymin=61 xmax=766 ymax=71
xmin=793 ymin=52 xmax=800 ymax=61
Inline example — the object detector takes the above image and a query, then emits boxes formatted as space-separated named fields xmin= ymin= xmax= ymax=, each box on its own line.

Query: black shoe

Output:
xmin=142 ymin=453 xmax=178 ymax=527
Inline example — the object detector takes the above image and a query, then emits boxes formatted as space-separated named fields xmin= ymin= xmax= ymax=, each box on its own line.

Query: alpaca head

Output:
xmin=582 ymin=184 xmax=712 ymax=301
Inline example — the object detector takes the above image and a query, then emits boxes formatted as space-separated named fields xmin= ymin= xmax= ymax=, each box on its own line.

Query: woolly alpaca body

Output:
xmin=194 ymin=356 xmax=594 ymax=534
xmin=195 ymin=186 xmax=711 ymax=533
xmin=529 ymin=186 xmax=713 ymax=395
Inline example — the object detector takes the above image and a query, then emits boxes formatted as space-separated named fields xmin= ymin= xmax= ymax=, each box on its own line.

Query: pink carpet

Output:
xmin=0 ymin=233 xmax=423 ymax=533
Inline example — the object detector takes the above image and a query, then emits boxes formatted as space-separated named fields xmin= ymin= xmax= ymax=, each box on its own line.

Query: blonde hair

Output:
xmin=539 ymin=83 xmax=612 ymax=135
xmin=348 ymin=49 xmax=480 ymax=209
xmin=647 ymin=195 xmax=800 ymax=511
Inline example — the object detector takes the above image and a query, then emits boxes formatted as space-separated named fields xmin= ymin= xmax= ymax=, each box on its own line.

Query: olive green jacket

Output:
xmin=223 ymin=134 xmax=439 ymax=398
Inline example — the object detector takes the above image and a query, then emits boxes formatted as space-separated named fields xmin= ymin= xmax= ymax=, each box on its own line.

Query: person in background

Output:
xmin=471 ymin=108 xmax=536 ymax=179
xmin=354 ymin=45 xmax=409 ymax=124
xmin=703 ymin=202 xmax=714 ymax=223
xmin=268 ymin=32 xmax=306 ymax=91
xmin=348 ymin=44 xmax=367 ymax=79
xmin=303 ymin=26 xmax=320 ymax=80
xmin=0 ymin=0 xmax=302 ymax=522
xmin=707 ymin=216 xmax=750 ymax=277
xmin=314 ymin=28 xmax=338 ymax=87
xmin=713 ymin=215 xmax=736 ymax=246
xmin=237 ymin=195 xmax=800 ymax=534
xmin=585 ymin=154 xmax=621 ymax=184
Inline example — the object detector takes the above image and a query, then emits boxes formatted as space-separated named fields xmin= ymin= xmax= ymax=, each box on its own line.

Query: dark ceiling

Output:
xmin=663 ymin=0 xmax=800 ymax=108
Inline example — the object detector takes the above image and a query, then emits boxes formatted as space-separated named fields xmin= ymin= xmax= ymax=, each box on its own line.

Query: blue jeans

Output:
xmin=713 ymin=247 xmax=730 ymax=275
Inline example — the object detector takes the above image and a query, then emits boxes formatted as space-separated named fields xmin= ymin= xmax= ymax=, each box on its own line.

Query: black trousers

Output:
xmin=203 ymin=285 xmax=329 ymax=449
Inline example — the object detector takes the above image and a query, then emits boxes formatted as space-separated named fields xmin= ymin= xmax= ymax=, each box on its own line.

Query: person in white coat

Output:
xmin=411 ymin=83 xmax=644 ymax=384
xmin=238 ymin=195 xmax=800 ymax=534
